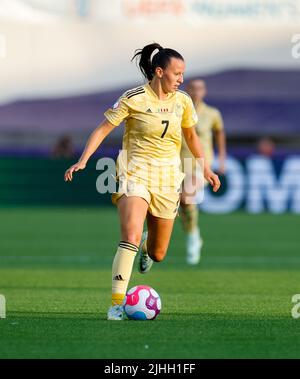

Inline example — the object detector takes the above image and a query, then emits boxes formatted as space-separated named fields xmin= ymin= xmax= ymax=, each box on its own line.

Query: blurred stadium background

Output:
xmin=1 ymin=0 xmax=300 ymax=210
xmin=1 ymin=0 xmax=300 ymax=359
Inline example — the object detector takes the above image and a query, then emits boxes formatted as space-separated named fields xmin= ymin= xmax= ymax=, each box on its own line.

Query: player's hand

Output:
xmin=204 ymin=167 xmax=221 ymax=192
xmin=64 ymin=161 xmax=86 ymax=182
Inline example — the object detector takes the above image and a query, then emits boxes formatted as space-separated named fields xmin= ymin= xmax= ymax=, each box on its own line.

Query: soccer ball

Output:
xmin=124 ymin=285 xmax=161 ymax=320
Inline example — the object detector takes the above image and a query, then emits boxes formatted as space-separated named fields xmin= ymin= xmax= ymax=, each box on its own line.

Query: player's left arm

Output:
xmin=182 ymin=127 xmax=220 ymax=192
xmin=213 ymin=111 xmax=227 ymax=174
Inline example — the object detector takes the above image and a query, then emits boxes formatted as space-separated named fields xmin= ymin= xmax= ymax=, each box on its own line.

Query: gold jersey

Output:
xmin=180 ymin=101 xmax=224 ymax=168
xmin=104 ymin=83 xmax=198 ymax=189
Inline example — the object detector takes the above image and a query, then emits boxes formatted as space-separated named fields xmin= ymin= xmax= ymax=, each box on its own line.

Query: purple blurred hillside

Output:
xmin=0 ymin=69 xmax=299 ymax=156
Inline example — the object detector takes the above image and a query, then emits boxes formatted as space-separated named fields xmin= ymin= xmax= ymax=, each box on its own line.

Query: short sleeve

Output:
xmin=181 ymin=95 xmax=198 ymax=128
xmin=104 ymin=96 xmax=130 ymax=126
xmin=212 ymin=109 xmax=224 ymax=131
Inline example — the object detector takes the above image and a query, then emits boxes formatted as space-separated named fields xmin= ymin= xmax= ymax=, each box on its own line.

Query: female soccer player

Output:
xmin=64 ymin=43 xmax=220 ymax=320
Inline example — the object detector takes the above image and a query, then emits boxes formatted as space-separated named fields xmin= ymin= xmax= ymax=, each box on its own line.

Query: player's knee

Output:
xmin=122 ymin=231 xmax=141 ymax=248
xmin=150 ymin=248 xmax=166 ymax=262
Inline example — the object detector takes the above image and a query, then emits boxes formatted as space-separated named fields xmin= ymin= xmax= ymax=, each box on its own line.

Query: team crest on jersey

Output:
xmin=175 ymin=103 xmax=182 ymax=117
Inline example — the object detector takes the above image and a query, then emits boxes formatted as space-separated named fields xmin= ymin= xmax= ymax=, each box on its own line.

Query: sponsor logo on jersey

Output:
xmin=155 ymin=108 xmax=171 ymax=113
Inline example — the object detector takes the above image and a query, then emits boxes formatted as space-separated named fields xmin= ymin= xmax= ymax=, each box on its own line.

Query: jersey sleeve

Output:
xmin=212 ymin=109 xmax=224 ymax=131
xmin=181 ymin=95 xmax=198 ymax=128
xmin=104 ymin=96 xmax=130 ymax=126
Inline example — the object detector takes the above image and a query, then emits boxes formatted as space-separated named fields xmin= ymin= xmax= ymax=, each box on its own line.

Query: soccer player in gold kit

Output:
xmin=180 ymin=79 xmax=226 ymax=265
xmin=64 ymin=43 xmax=220 ymax=320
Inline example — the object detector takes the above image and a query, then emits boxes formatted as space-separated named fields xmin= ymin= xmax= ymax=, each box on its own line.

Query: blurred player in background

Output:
xmin=257 ymin=137 xmax=275 ymax=157
xmin=180 ymin=79 xmax=226 ymax=265
xmin=51 ymin=134 xmax=75 ymax=159
xmin=64 ymin=43 xmax=220 ymax=321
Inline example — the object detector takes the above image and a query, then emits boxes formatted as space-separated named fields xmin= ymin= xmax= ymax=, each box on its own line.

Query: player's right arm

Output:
xmin=64 ymin=119 xmax=116 ymax=182
xmin=64 ymin=93 xmax=130 ymax=182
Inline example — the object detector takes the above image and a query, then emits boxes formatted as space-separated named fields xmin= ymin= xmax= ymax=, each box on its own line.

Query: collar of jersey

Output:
xmin=145 ymin=82 xmax=175 ymax=102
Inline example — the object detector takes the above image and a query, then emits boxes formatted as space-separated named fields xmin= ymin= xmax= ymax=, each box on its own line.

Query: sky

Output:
xmin=0 ymin=0 xmax=299 ymax=103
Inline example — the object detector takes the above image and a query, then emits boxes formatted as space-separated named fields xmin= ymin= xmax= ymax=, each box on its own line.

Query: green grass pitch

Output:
xmin=0 ymin=207 xmax=300 ymax=358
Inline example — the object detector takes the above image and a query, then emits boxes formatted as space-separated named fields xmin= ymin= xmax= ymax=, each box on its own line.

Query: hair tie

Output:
xmin=150 ymin=48 xmax=160 ymax=63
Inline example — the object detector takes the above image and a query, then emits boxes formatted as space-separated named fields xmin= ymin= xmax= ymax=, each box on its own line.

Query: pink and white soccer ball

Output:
xmin=124 ymin=285 xmax=161 ymax=320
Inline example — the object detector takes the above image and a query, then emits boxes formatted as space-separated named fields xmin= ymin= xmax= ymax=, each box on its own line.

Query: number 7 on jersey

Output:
xmin=161 ymin=120 xmax=169 ymax=138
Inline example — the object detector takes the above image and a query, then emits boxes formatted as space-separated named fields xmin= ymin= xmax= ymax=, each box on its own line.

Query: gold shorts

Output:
xmin=111 ymin=181 xmax=181 ymax=220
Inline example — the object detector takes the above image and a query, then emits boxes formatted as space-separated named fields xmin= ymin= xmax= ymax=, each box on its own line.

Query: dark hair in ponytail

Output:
xmin=131 ymin=42 xmax=184 ymax=81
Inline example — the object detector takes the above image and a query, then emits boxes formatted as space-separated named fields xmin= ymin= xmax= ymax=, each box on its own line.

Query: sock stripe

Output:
xmin=119 ymin=241 xmax=139 ymax=252
xmin=119 ymin=246 xmax=137 ymax=253
xmin=119 ymin=245 xmax=138 ymax=253
xmin=119 ymin=241 xmax=138 ymax=250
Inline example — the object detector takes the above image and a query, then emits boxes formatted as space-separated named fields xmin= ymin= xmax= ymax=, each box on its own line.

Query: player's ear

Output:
xmin=155 ymin=66 xmax=164 ymax=78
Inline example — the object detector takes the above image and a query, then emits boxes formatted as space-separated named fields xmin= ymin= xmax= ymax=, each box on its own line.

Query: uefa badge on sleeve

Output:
xmin=112 ymin=100 xmax=120 ymax=109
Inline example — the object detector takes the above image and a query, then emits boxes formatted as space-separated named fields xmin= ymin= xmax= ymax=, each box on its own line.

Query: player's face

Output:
xmin=160 ymin=58 xmax=185 ymax=93
xmin=187 ymin=80 xmax=206 ymax=102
